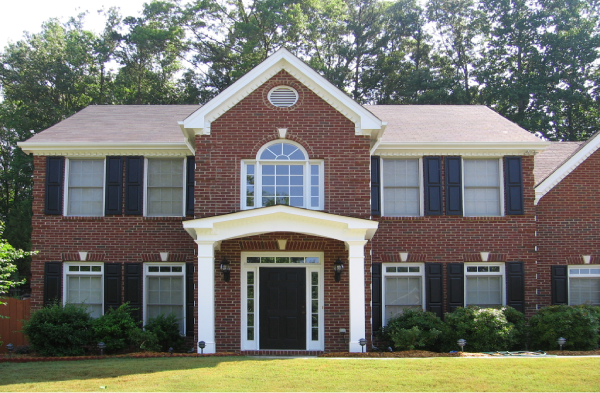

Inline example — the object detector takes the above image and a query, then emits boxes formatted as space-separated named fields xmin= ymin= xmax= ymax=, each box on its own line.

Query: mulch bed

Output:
xmin=320 ymin=349 xmax=600 ymax=358
xmin=0 ymin=352 xmax=241 ymax=363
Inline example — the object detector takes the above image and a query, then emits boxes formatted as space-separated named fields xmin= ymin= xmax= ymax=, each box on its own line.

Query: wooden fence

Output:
xmin=0 ymin=297 xmax=30 ymax=353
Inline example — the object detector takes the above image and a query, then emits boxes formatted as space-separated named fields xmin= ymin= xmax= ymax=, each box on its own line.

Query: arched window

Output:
xmin=242 ymin=141 xmax=323 ymax=210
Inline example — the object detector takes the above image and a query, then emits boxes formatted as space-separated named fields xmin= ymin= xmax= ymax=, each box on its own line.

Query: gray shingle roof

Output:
xmin=534 ymin=142 xmax=584 ymax=185
xmin=25 ymin=105 xmax=200 ymax=144
xmin=365 ymin=105 xmax=544 ymax=143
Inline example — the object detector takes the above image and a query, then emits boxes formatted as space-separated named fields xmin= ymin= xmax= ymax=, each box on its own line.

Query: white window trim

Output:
xmin=380 ymin=157 xmax=424 ymax=217
xmin=567 ymin=265 xmax=600 ymax=306
xmin=464 ymin=262 xmax=506 ymax=307
xmin=241 ymin=251 xmax=324 ymax=351
xmin=143 ymin=158 xmax=187 ymax=217
xmin=63 ymin=262 xmax=104 ymax=316
xmin=241 ymin=141 xmax=324 ymax=211
xmin=63 ymin=158 xmax=106 ymax=217
xmin=381 ymin=263 xmax=425 ymax=325
xmin=143 ymin=262 xmax=186 ymax=335
xmin=462 ymin=158 xmax=505 ymax=217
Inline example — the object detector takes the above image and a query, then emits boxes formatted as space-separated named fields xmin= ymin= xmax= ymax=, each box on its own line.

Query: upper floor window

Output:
xmin=145 ymin=158 xmax=185 ymax=217
xmin=464 ymin=263 xmax=505 ymax=307
xmin=569 ymin=267 xmax=600 ymax=306
xmin=65 ymin=159 xmax=105 ymax=216
xmin=463 ymin=159 xmax=503 ymax=217
xmin=242 ymin=141 xmax=323 ymax=210
xmin=382 ymin=159 xmax=422 ymax=216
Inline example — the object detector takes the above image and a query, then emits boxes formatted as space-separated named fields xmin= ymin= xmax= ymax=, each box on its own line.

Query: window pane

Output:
xmin=68 ymin=160 xmax=104 ymax=216
xmin=67 ymin=276 xmax=102 ymax=318
xmin=464 ymin=188 xmax=500 ymax=216
xmin=570 ymin=278 xmax=600 ymax=305
xmin=385 ymin=277 xmax=422 ymax=312
xmin=383 ymin=159 xmax=420 ymax=216
xmin=147 ymin=159 xmax=184 ymax=216
xmin=384 ymin=188 xmax=419 ymax=216
xmin=466 ymin=276 xmax=502 ymax=306
xmin=383 ymin=159 xmax=419 ymax=187
xmin=464 ymin=160 xmax=501 ymax=217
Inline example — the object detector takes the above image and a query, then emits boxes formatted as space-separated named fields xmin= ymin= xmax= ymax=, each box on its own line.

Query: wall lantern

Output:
xmin=457 ymin=338 xmax=466 ymax=352
xmin=334 ymin=258 xmax=344 ymax=282
xmin=198 ymin=341 xmax=206 ymax=355
xmin=98 ymin=342 xmax=106 ymax=356
xmin=6 ymin=343 xmax=14 ymax=358
xmin=557 ymin=337 xmax=566 ymax=351
xmin=359 ymin=338 xmax=367 ymax=353
xmin=220 ymin=258 xmax=231 ymax=282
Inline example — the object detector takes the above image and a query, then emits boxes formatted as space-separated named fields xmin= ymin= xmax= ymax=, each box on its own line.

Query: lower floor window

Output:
xmin=569 ymin=267 xmax=600 ymax=306
xmin=64 ymin=263 xmax=103 ymax=318
xmin=465 ymin=263 xmax=504 ymax=307
xmin=383 ymin=265 xmax=424 ymax=324
xmin=145 ymin=264 xmax=185 ymax=334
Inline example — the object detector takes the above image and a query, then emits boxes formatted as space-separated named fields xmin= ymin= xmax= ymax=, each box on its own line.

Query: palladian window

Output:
xmin=242 ymin=142 xmax=323 ymax=210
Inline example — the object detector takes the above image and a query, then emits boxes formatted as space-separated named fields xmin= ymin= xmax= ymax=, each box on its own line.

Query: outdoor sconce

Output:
xmin=557 ymin=337 xmax=566 ymax=351
xmin=359 ymin=338 xmax=367 ymax=353
xmin=339 ymin=328 xmax=347 ymax=344
xmin=198 ymin=341 xmax=206 ymax=355
xmin=334 ymin=258 xmax=344 ymax=282
xmin=6 ymin=343 xmax=14 ymax=358
xmin=98 ymin=342 xmax=106 ymax=356
xmin=220 ymin=258 xmax=231 ymax=282
xmin=457 ymin=338 xmax=466 ymax=352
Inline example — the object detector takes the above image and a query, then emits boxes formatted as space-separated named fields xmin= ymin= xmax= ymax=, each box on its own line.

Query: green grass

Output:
xmin=1 ymin=356 xmax=599 ymax=392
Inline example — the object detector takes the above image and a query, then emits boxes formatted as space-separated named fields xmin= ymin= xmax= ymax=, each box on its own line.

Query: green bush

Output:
xmin=442 ymin=306 xmax=525 ymax=352
xmin=92 ymin=304 xmax=142 ymax=354
xmin=144 ymin=313 xmax=184 ymax=352
xmin=528 ymin=305 xmax=600 ymax=350
xmin=378 ymin=309 xmax=447 ymax=351
xmin=22 ymin=303 xmax=93 ymax=356
xmin=129 ymin=329 xmax=161 ymax=352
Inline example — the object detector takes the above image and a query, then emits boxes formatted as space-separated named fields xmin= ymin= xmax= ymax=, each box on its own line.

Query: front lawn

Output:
xmin=0 ymin=356 xmax=599 ymax=392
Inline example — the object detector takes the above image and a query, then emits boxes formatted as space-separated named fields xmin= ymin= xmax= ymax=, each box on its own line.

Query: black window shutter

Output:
xmin=186 ymin=157 xmax=195 ymax=216
xmin=551 ymin=265 xmax=568 ymax=305
xmin=445 ymin=157 xmax=463 ymax=216
xmin=447 ymin=263 xmax=464 ymax=312
xmin=104 ymin=263 xmax=122 ymax=313
xmin=45 ymin=157 xmax=64 ymax=215
xmin=504 ymin=156 xmax=524 ymax=215
xmin=186 ymin=263 xmax=195 ymax=336
xmin=105 ymin=156 xmax=123 ymax=215
xmin=44 ymin=262 xmax=62 ymax=306
xmin=124 ymin=263 xmax=143 ymax=321
xmin=424 ymin=157 xmax=442 ymax=215
xmin=371 ymin=156 xmax=381 ymax=216
xmin=506 ymin=261 xmax=525 ymax=312
xmin=371 ymin=263 xmax=382 ymax=333
xmin=426 ymin=263 xmax=444 ymax=318
xmin=125 ymin=157 xmax=144 ymax=215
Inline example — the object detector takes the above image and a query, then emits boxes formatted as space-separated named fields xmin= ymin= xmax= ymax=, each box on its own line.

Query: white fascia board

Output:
xmin=182 ymin=48 xmax=383 ymax=137
xmin=17 ymin=141 xmax=195 ymax=157
xmin=535 ymin=134 xmax=600 ymax=205
xmin=374 ymin=141 xmax=549 ymax=157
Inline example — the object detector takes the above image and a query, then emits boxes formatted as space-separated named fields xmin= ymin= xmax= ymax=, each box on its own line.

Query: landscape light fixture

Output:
xmin=359 ymin=338 xmax=367 ymax=353
xmin=339 ymin=328 xmax=347 ymax=344
xmin=198 ymin=341 xmax=206 ymax=355
xmin=169 ymin=347 xmax=174 ymax=356
xmin=334 ymin=258 xmax=344 ymax=282
xmin=557 ymin=337 xmax=566 ymax=351
xmin=98 ymin=342 xmax=106 ymax=356
xmin=220 ymin=258 xmax=231 ymax=282
xmin=6 ymin=343 xmax=14 ymax=358
xmin=457 ymin=339 xmax=466 ymax=352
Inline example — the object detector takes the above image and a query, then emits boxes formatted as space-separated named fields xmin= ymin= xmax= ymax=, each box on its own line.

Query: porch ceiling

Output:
xmin=183 ymin=205 xmax=378 ymax=245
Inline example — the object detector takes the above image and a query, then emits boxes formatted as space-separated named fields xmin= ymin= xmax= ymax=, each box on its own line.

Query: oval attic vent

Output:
xmin=268 ymin=86 xmax=298 ymax=108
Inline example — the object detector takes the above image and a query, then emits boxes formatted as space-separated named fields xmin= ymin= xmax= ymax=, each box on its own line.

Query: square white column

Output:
xmin=196 ymin=240 xmax=216 ymax=353
xmin=347 ymin=240 xmax=367 ymax=352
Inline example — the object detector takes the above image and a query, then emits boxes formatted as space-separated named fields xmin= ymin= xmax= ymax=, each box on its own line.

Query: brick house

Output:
xmin=18 ymin=49 xmax=600 ymax=354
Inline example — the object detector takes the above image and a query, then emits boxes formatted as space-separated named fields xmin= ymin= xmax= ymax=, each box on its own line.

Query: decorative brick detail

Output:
xmin=489 ymin=253 xmax=507 ymax=262
xmin=61 ymin=253 xmax=80 ymax=262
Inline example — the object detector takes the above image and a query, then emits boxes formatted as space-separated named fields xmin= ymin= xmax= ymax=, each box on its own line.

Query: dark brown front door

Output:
xmin=259 ymin=267 xmax=306 ymax=350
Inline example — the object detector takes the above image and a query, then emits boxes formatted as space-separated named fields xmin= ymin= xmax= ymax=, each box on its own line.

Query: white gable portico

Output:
xmin=183 ymin=205 xmax=378 ymax=353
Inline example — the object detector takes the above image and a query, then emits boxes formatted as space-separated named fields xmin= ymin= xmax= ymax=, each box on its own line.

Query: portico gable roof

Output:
xmin=183 ymin=205 xmax=378 ymax=246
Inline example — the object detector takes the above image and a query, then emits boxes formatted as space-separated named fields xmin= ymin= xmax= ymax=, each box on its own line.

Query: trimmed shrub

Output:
xmin=528 ymin=305 xmax=600 ymax=350
xmin=129 ymin=329 xmax=161 ymax=352
xmin=144 ymin=313 xmax=185 ymax=352
xmin=378 ymin=309 xmax=447 ymax=351
xmin=92 ymin=304 xmax=142 ymax=354
xmin=441 ymin=306 xmax=525 ymax=352
xmin=22 ymin=303 xmax=93 ymax=356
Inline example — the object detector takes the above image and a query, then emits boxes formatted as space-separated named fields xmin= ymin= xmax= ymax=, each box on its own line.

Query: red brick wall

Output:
xmin=536 ymin=148 xmax=600 ymax=307
xmin=371 ymin=155 xmax=538 ymax=316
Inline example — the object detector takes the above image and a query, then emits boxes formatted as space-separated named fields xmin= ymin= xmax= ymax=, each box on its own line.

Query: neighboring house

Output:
xmin=17 ymin=49 xmax=600 ymax=354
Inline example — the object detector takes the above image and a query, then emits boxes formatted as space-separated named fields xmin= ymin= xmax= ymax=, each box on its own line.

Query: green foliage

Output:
xmin=0 ymin=222 xmax=35 ymax=304
xmin=129 ymin=329 xmax=161 ymax=352
xmin=378 ymin=309 xmax=447 ymax=351
xmin=528 ymin=305 xmax=600 ymax=351
xmin=442 ymin=306 xmax=525 ymax=352
xmin=22 ymin=303 xmax=94 ymax=356
xmin=92 ymin=304 xmax=142 ymax=354
xmin=144 ymin=313 xmax=185 ymax=352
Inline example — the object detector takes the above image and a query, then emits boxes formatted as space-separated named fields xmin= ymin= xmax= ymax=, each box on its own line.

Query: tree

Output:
xmin=0 ymin=223 xmax=36 ymax=304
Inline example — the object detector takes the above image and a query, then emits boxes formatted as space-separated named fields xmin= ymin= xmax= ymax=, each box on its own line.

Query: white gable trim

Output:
xmin=375 ymin=141 xmax=549 ymax=157
xmin=17 ymin=141 xmax=195 ymax=157
xmin=181 ymin=48 xmax=383 ymax=139
xmin=535 ymin=133 xmax=600 ymax=205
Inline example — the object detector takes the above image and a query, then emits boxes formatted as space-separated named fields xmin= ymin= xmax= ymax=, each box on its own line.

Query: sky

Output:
xmin=0 ymin=0 xmax=151 ymax=50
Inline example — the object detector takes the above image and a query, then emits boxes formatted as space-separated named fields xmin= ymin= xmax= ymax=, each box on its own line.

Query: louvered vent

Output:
xmin=268 ymin=86 xmax=298 ymax=108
